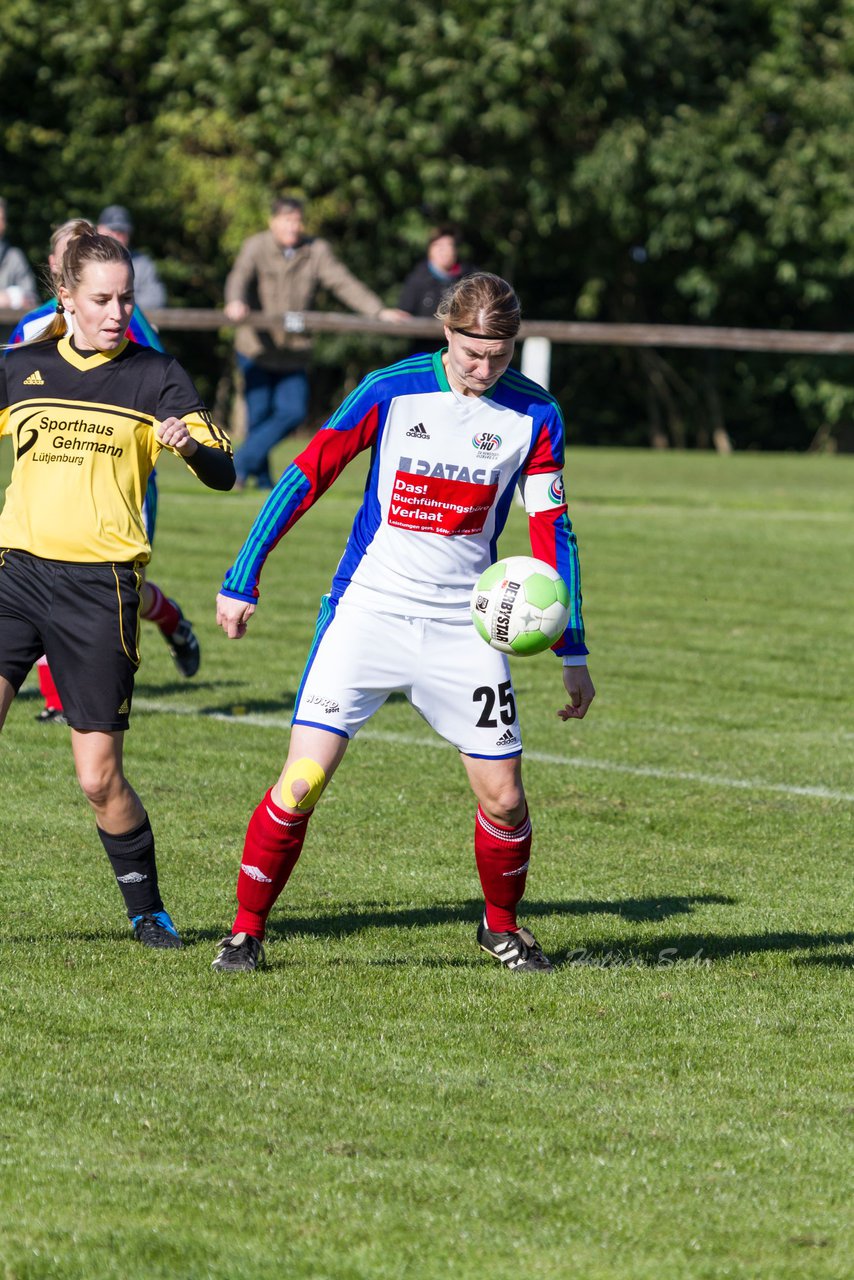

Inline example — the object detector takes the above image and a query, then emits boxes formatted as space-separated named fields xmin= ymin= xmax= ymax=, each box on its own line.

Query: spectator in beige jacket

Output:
xmin=224 ymin=195 xmax=406 ymax=489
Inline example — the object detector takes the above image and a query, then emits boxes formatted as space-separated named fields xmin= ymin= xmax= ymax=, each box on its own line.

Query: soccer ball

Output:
xmin=470 ymin=556 xmax=570 ymax=656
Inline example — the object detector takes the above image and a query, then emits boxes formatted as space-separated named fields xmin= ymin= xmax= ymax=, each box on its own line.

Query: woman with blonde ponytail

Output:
xmin=11 ymin=220 xmax=205 ymax=722
xmin=0 ymin=225 xmax=235 ymax=952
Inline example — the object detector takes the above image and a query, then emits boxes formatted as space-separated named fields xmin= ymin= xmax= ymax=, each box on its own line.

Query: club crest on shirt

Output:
xmin=472 ymin=431 xmax=502 ymax=456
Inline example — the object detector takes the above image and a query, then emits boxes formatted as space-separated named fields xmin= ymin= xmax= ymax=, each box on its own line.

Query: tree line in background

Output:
xmin=2 ymin=0 xmax=853 ymax=450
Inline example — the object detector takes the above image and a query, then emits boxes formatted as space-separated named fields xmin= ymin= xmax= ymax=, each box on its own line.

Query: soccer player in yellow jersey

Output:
xmin=0 ymin=223 xmax=235 ymax=948
xmin=11 ymin=218 xmax=203 ymax=724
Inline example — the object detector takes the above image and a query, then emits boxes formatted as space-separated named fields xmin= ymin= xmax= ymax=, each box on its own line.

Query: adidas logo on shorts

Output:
xmin=405 ymin=422 xmax=430 ymax=439
xmin=495 ymin=728 xmax=518 ymax=747
xmin=23 ymin=370 xmax=45 ymax=386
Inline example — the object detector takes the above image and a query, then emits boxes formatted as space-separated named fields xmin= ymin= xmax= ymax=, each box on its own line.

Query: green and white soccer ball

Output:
xmin=470 ymin=556 xmax=571 ymax=656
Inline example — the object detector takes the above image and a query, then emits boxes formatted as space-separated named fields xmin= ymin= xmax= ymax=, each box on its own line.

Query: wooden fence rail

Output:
xmin=3 ymin=308 xmax=854 ymax=356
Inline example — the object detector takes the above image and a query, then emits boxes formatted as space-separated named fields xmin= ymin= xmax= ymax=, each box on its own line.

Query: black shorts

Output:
xmin=0 ymin=548 xmax=143 ymax=731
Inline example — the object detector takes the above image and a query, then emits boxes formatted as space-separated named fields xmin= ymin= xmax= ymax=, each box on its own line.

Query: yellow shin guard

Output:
xmin=281 ymin=757 xmax=327 ymax=811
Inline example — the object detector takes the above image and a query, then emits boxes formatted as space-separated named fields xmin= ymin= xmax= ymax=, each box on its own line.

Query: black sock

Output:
xmin=97 ymin=815 xmax=164 ymax=919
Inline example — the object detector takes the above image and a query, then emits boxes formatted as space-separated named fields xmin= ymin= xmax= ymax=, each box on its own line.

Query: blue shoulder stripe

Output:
xmin=499 ymin=366 xmax=565 ymax=416
xmin=322 ymin=353 xmax=437 ymax=433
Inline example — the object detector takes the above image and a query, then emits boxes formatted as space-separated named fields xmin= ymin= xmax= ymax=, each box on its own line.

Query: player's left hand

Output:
xmin=156 ymin=417 xmax=198 ymax=457
xmin=558 ymin=664 xmax=595 ymax=720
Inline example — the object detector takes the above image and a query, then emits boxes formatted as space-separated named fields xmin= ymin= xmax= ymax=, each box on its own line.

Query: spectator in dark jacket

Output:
xmin=398 ymin=226 xmax=477 ymax=318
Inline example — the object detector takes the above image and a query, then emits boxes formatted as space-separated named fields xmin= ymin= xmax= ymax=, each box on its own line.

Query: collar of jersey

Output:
xmin=58 ymin=333 xmax=130 ymax=371
xmin=432 ymin=347 xmax=502 ymax=399
xmin=432 ymin=348 xmax=451 ymax=391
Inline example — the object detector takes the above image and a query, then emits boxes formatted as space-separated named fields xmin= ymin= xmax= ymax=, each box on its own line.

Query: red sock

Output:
xmin=474 ymin=805 xmax=532 ymax=933
xmin=232 ymin=788 xmax=311 ymax=939
xmin=141 ymin=582 xmax=181 ymax=636
xmin=37 ymin=656 xmax=64 ymax=712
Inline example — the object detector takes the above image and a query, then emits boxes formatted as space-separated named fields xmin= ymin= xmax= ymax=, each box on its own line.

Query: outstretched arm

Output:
xmin=219 ymin=391 xmax=384 ymax=608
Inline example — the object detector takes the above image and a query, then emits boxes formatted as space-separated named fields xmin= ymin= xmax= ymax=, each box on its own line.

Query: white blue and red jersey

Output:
xmin=221 ymin=349 xmax=587 ymax=657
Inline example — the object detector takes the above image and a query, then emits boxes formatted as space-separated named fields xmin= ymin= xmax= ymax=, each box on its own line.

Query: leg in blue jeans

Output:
xmin=235 ymin=358 xmax=310 ymax=486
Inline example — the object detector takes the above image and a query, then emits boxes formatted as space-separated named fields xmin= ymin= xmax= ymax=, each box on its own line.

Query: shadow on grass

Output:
xmin=136 ymin=689 xmax=409 ymax=718
xmin=201 ymin=695 xmax=296 ymax=716
xmin=133 ymin=684 xmax=297 ymax=716
xmin=198 ymin=692 xmax=297 ymax=716
xmin=261 ymin=892 xmax=737 ymax=941
xmin=793 ymin=952 xmax=854 ymax=970
xmin=549 ymin=930 xmax=854 ymax=967
xmin=36 ymin=894 xmax=728 ymax=948
xmin=256 ymin=897 xmax=852 ymax=966
xmin=194 ymin=691 xmax=416 ymax=717
xmin=23 ymin=896 xmax=721 ymax=949
xmin=134 ymin=678 xmax=242 ymax=698
xmin=7 ymin=895 xmax=850 ymax=967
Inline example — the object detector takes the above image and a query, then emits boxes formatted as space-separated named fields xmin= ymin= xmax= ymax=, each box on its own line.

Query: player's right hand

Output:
xmin=216 ymin=592 xmax=255 ymax=639
xmin=224 ymin=299 xmax=250 ymax=323
xmin=558 ymin=663 xmax=595 ymax=720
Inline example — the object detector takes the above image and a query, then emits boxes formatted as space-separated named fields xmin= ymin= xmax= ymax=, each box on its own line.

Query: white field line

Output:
xmin=132 ymin=698 xmax=854 ymax=803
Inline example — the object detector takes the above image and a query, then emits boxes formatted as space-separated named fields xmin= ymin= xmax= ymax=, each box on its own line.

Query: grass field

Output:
xmin=1 ymin=441 xmax=852 ymax=1280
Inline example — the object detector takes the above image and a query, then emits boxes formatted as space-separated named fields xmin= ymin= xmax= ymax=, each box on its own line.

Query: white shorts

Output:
xmin=293 ymin=598 xmax=523 ymax=759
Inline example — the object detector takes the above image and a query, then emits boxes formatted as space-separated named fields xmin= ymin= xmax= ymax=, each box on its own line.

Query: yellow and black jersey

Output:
xmin=0 ymin=335 xmax=232 ymax=564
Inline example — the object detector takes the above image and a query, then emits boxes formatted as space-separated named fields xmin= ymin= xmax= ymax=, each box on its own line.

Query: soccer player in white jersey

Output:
xmin=212 ymin=273 xmax=595 ymax=974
